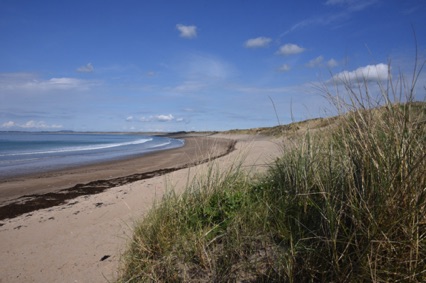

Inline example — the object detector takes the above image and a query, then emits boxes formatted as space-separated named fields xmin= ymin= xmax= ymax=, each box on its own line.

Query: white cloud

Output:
xmin=138 ymin=114 xmax=178 ymax=122
xmin=156 ymin=114 xmax=174 ymax=122
xmin=1 ymin=120 xmax=62 ymax=129
xmin=126 ymin=116 xmax=134 ymax=121
xmin=176 ymin=24 xmax=197 ymax=38
xmin=244 ymin=37 xmax=272 ymax=48
xmin=2 ymin=121 xmax=16 ymax=127
xmin=277 ymin=44 xmax=305 ymax=55
xmin=327 ymin=58 xmax=339 ymax=68
xmin=307 ymin=56 xmax=324 ymax=67
xmin=277 ymin=64 xmax=291 ymax=72
xmin=77 ymin=63 xmax=94 ymax=73
xmin=331 ymin=63 xmax=389 ymax=83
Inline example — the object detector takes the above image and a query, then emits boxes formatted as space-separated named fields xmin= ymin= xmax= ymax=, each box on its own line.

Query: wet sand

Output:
xmin=0 ymin=136 xmax=235 ymax=220
xmin=0 ymin=133 xmax=283 ymax=283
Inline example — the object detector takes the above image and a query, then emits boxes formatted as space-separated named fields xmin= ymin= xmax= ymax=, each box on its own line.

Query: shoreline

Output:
xmin=0 ymin=136 xmax=236 ymax=220
xmin=0 ymin=133 xmax=282 ymax=283
xmin=0 ymin=134 xmax=185 ymax=181
xmin=0 ymin=131 xmax=189 ymax=182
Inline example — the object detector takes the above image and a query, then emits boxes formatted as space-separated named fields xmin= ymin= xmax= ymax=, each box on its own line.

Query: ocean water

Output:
xmin=0 ymin=132 xmax=184 ymax=178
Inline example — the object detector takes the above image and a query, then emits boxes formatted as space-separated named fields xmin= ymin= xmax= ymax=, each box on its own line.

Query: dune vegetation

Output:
xmin=116 ymin=60 xmax=425 ymax=282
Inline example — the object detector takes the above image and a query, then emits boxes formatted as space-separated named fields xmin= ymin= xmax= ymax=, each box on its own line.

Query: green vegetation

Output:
xmin=117 ymin=63 xmax=425 ymax=282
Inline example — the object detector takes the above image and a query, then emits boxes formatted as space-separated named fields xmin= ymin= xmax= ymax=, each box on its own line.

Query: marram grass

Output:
xmin=117 ymin=63 xmax=425 ymax=282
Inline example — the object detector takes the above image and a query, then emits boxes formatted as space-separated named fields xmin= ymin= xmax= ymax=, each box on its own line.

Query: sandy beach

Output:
xmin=0 ymin=133 xmax=282 ymax=282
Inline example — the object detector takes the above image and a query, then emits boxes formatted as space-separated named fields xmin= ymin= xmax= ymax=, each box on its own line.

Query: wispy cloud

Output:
xmin=282 ymin=13 xmax=348 ymax=36
xmin=307 ymin=56 xmax=324 ymax=68
xmin=0 ymin=73 xmax=98 ymax=93
xmin=306 ymin=56 xmax=339 ymax=68
xmin=1 ymin=121 xmax=15 ymax=127
xmin=146 ymin=71 xmax=157 ymax=77
xmin=184 ymin=53 xmax=235 ymax=80
xmin=77 ymin=63 xmax=94 ymax=73
xmin=234 ymin=84 xmax=302 ymax=94
xmin=170 ymin=81 xmax=207 ymax=93
xmin=277 ymin=64 xmax=291 ymax=72
xmin=134 ymin=114 xmax=182 ymax=123
xmin=1 ymin=120 xmax=63 ymax=129
xmin=325 ymin=0 xmax=379 ymax=11
xmin=282 ymin=0 xmax=379 ymax=35
xmin=176 ymin=24 xmax=197 ymax=39
xmin=276 ymin=44 xmax=305 ymax=55
xmin=40 ymin=78 xmax=91 ymax=90
xmin=325 ymin=0 xmax=347 ymax=4
xmin=327 ymin=58 xmax=339 ymax=68
xmin=244 ymin=37 xmax=272 ymax=48
xmin=169 ymin=53 xmax=235 ymax=94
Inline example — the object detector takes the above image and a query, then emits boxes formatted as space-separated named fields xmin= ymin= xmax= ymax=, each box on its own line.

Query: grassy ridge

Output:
xmin=224 ymin=116 xmax=340 ymax=137
xmin=117 ymin=65 xmax=425 ymax=282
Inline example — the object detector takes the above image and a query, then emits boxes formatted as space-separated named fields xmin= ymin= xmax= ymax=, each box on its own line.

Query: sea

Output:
xmin=0 ymin=132 xmax=184 ymax=178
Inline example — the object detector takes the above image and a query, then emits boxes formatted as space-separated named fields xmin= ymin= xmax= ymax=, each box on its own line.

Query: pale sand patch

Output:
xmin=0 ymin=134 xmax=283 ymax=283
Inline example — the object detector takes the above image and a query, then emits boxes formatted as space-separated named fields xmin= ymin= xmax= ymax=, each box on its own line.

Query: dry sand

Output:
xmin=0 ymin=134 xmax=283 ymax=283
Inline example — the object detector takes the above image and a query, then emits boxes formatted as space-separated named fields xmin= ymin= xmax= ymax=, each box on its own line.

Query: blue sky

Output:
xmin=1 ymin=0 xmax=425 ymax=132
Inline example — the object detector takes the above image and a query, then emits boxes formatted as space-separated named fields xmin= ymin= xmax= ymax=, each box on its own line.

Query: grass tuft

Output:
xmin=117 ymin=60 xmax=425 ymax=282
